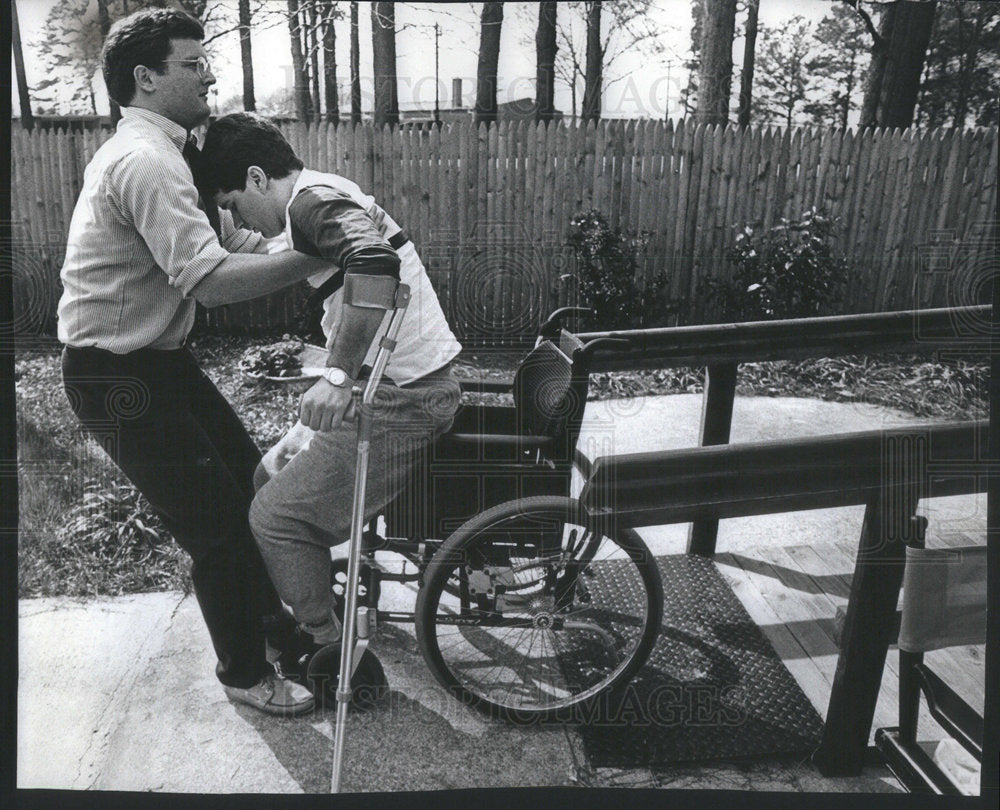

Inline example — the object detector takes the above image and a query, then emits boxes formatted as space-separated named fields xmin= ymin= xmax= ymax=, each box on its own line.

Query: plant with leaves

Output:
xmin=57 ymin=481 xmax=188 ymax=596
xmin=752 ymin=18 xmax=813 ymax=128
xmin=704 ymin=208 xmax=849 ymax=322
xmin=802 ymin=2 xmax=870 ymax=129
xmin=566 ymin=210 xmax=671 ymax=330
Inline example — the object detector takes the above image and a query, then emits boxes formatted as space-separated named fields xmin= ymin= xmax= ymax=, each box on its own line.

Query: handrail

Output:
xmin=580 ymin=419 xmax=988 ymax=527
xmin=575 ymin=303 xmax=991 ymax=556
xmin=576 ymin=305 xmax=993 ymax=371
xmin=576 ymin=416 xmax=989 ymax=778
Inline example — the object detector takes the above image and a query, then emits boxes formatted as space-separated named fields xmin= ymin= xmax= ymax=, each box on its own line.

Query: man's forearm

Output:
xmin=191 ymin=252 xmax=330 ymax=307
xmin=326 ymin=303 xmax=387 ymax=378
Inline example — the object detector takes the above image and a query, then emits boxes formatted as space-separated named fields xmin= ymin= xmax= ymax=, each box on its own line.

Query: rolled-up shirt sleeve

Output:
xmin=107 ymin=148 xmax=229 ymax=297
xmin=219 ymin=209 xmax=270 ymax=254
xmin=289 ymin=188 xmax=398 ymax=277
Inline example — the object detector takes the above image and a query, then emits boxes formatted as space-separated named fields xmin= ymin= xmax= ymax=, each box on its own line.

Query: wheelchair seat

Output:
xmin=383 ymin=326 xmax=592 ymax=543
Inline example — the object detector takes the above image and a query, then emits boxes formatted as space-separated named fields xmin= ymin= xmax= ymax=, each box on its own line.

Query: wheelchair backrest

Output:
xmin=512 ymin=329 xmax=589 ymax=462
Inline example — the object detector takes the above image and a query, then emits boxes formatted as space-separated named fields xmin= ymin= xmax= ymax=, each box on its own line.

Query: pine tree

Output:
xmin=917 ymin=0 xmax=1000 ymax=129
xmin=753 ymin=18 xmax=812 ymax=129
xmin=803 ymin=2 xmax=869 ymax=129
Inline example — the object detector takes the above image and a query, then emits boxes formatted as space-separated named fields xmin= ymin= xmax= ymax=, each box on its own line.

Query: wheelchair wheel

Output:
xmin=415 ymin=495 xmax=663 ymax=722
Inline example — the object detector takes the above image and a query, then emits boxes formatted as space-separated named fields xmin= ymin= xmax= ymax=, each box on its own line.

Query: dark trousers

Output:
xmin=62 ymin=345 xmax=284 ymax=688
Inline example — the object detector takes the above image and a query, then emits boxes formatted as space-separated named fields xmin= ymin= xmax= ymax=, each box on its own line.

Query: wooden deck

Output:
xmin=713 ymin=530 xmax=986 ymax=750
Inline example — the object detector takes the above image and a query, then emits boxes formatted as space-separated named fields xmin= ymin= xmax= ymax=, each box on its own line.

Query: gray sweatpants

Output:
xmin=249 ymin=365 xmax=461 ymax=626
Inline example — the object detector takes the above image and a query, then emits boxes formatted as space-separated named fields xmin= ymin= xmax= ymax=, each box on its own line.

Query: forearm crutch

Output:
xmin=330 ymin=282 xmax=410 ymax=794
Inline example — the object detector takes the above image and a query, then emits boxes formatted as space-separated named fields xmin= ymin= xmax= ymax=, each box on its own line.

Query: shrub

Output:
xmin=566 ymin=210 xmax=673 ymax=330
xmin=705 ymin=208 xmax=849 ymax=322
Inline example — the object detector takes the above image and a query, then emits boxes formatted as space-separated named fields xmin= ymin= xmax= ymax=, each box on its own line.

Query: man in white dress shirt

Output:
xmin=58 ymin=8 xmax=324 ymax=716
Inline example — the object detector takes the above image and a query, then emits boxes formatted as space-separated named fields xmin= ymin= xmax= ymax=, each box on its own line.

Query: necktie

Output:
xmin=183 ymin=136 xmax=222 ymax=236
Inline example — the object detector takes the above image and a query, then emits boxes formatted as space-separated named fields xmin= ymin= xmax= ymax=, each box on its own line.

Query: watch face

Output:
xmin=324 ymin=367 xmax=347 ymax=386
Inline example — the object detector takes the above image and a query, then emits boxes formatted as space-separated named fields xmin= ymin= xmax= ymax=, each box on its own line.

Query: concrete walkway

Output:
xmin=17 ymin=393 xmax=981 ymax=794
xmin=17 ymin=589 xmax=901 ymax=795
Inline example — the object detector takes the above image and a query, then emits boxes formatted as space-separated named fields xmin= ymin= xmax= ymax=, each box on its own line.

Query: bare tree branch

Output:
xmin=840 ymin=0 xmax=887 ymax=50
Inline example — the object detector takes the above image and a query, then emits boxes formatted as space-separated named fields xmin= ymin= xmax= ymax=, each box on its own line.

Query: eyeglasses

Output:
xmin=161 ymin=56 xmax=213 ymax=79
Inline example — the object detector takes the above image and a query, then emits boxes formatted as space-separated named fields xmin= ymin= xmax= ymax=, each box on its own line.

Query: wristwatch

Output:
xmin=321 ymin=367 xmax=351 ymax=387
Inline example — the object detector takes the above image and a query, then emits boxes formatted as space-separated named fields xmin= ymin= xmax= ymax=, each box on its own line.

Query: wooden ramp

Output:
xmin=713 ymin=531 xmax=986 ymax=749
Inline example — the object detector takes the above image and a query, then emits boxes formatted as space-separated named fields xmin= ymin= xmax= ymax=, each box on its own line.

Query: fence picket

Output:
xmin=11 ymin=119 xmax=996 ymax=336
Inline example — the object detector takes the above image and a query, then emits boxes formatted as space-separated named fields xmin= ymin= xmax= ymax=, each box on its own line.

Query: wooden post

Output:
xmin=687 ymin=361 xmax=737 ymax=557
xmin=897 ymin=520 xmax=927 ymax=747
xmin=813 ymin=429 xmax=924 ymax=777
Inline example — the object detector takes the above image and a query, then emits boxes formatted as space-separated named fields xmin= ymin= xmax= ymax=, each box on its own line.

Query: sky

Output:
xmin=12 ymin=0 xmax=838 ymax=121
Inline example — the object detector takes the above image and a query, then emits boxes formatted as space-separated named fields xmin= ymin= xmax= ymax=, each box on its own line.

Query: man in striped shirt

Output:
xmin=57 ymin=9 xmax=323 ymax=716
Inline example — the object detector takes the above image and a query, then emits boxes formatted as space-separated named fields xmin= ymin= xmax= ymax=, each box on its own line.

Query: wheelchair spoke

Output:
xmin=416 ymin=497 xmax=663 ymax=719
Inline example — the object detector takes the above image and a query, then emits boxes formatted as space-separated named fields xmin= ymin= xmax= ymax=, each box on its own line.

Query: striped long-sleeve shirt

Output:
xmin=57 ymin=107 xmax=263 ymax=352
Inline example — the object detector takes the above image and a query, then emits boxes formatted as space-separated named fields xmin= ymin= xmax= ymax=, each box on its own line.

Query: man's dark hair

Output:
xmin=102 ymin=9 xmax=205 ymax=106
xmin=197 ymin=113 xmax=305 ymax=194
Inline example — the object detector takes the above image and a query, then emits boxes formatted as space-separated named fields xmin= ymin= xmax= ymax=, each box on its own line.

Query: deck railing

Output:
xmin=568 ymin=303 xmax=992 ymax=778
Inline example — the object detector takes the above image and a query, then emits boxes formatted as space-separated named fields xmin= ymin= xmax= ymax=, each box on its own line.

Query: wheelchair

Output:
xmin=305 ymin=305 xmax=664 ymax=727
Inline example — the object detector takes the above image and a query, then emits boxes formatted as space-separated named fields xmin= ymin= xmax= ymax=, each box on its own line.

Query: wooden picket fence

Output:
xmin=10 ymin=119 xmax=998 ymax=342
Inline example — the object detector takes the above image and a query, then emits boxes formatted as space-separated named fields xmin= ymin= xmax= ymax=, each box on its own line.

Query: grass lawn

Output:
xmin=15 ymin=334 xmax=988 ymax=599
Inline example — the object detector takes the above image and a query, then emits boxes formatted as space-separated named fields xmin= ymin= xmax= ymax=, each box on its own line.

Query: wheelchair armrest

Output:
xmin=445 ymin=433 xmax=554 ymax=450
xmin=458 ymin=378 xmax=513 ymax=394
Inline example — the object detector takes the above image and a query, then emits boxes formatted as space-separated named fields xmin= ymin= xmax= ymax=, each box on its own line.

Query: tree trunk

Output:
xmin=350 ymin=1 xmax=361 ymax=124
xmin=475 ymin=2 xmax=504 ymax=127
xmin=737 ymin=0 xmax=759 ymax=128
xmin=860 ymin=0 xmax=937 ymax=129
xmin=371 ymin=2 xmax=399 ymax=128
xmin=582 ymin=0 xmax=602 ymax=124
xmin=238 ymin=0 xmax=256 ymax=111
xmin=842 ymin=48 xmax=858 ymax=130
xmin=288 ymin=0 xmax=311 ymax=123
xmin=682 ymin=0 xmax=706 ymax=118
xmin=12 ymin=0 xmax=34 ymax=130
xmin=96 ymin=0 xmax=121 ymax=123
xmin=697 ymin=0 xmax=737 ymax=126
xmin=308 ymin=1 xmax=322 ymax=119
xmin=950 ymin=2 xmax=980 ymax=130
xmin=535 ymin=2 xmax=557 ymax=123
xmin=322 ymin=1 xmax=339 ymax=124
